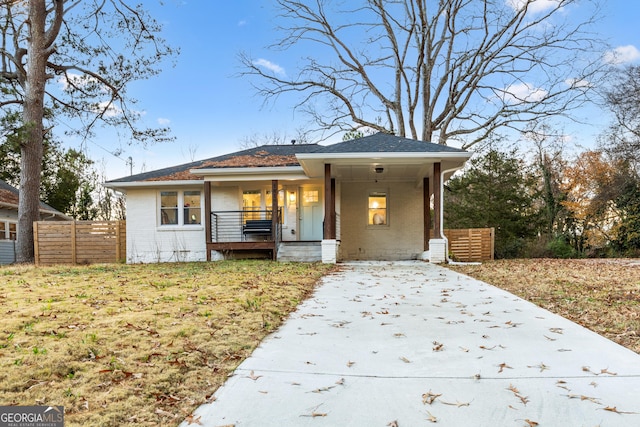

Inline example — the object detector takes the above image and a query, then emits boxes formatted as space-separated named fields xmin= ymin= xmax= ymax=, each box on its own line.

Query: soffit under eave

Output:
xmin=299 ymin=155 xmax=470 ymax=180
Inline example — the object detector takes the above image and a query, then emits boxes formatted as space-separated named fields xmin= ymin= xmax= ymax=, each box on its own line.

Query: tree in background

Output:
xmin=444 ymin=148 xmax=541 ymax=258
xmin=1 ymin=114 xmax=94 ymax=216
xmin=602 ymin=65 xmax=640 ymax=171
xmin=0 ymin=1 xmax=175 ymax=262
xmin=240 ymin=0 xmax=604 ymax=147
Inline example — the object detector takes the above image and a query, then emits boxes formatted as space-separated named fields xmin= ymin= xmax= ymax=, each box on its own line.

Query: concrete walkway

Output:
xmin=182 ymin=261 xmax=640 ymax=427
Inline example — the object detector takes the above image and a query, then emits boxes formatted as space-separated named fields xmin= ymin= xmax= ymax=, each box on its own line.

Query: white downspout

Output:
xmin=439 ymin=165 xmax=482 ymax=266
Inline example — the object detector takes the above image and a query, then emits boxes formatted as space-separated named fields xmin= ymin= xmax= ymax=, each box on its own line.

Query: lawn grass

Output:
xmin=447 ymin=258 xmax=640 ymax=354
xmin=0 ymin=261 xmax=335 ymax=426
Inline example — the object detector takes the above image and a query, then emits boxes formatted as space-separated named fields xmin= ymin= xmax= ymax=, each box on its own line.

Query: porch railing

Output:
xmin=211 ymin=209 xmax=282 ymax=243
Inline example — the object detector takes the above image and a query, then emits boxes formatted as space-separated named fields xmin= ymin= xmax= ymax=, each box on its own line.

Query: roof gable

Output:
xmin=316 ymin=133 xmax=466 ymax=154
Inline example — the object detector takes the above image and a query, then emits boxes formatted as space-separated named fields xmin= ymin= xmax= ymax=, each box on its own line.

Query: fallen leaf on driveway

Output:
xmin=184 ymin=414 xmax=202 ymax=425
xmin=601 ymin=406 xmax=638 ymax=414
xmin=441 ymin=400 xmax=470 ymax=407
xmin=247 ymin=371 xmax=262 ymax=381
xmin=498 ymin=362 xmax=512 ymax=373
xmin=422 ymin=390 xmax=442 ymax=405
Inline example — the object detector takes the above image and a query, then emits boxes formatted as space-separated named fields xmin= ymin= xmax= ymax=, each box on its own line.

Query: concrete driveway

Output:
xmin=182 ymin=261 xmax=640 ymax=427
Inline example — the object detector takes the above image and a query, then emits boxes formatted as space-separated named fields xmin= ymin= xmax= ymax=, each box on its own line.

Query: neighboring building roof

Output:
xmin=0 ymin=179 xmax=71 ymax=220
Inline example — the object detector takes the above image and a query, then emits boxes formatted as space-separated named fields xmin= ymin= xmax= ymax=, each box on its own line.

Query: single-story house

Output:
xmin=0 ymin=178 xmax=71 ymax=264
xmin=104 ymin=133 xmax=472 ymax=264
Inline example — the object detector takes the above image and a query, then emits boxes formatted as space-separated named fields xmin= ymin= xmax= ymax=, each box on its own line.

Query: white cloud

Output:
xmin=565 ymin=78 xmax=591 ymax=89
xmin=603 ymin=45 xmax=640 ymax=65
xmin=58 ymin=72 xmax=103 ymax=92
xmin=238 ymin=20 xmax=247 ymax=27
xmin=505 ymin=0 xmax=561 ymax=14
xmin=500 ymin=82 xmax=548 ymax=104
xmin=157 ymin=117 xmax=171 ymax=126
xmin=254 ymin=58 xmax=285 ymax=76
xmin=96 ymin=101 xmax=122 ymax=118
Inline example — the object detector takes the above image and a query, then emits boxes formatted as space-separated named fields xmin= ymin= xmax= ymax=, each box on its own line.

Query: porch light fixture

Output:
xmin=375 ymin=166 xmax=384 ymax=174
xmin=288 ymin=191 xmax=297 ymax=204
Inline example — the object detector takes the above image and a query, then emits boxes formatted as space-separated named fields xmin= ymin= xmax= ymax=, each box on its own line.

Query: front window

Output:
xmin=160 ymin=190 xmax=201 ymax=226
xmin=368 ymin=192 xmax=387 ymax=225
xmin=160 ymin=191 xmax=178 ymax=225
xmin=184 ymin=191 xmax=201 ymax=224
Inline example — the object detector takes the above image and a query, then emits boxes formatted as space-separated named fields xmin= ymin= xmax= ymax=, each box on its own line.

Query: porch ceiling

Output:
xmin=298 ymin=155 xmax=471 ymax=186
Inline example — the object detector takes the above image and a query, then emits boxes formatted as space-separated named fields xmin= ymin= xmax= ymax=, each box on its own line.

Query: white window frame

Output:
xmin=367 ymin=190 xmax=389 ymax=228
xmin=0 ymin=219 xmax=17 ymax=240
xmin=158 ymin=190 xmax=203 ymax=229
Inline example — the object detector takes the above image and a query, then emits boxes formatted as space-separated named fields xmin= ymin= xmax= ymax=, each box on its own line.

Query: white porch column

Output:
xmin=321 ymin=239 xmax=338 ymax=264
xmin=429 ymin=162 xmax=447 ymax=263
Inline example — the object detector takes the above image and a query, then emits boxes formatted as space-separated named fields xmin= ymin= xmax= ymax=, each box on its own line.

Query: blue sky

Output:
xmin=73 ymin=0 xmax=640 ymax=180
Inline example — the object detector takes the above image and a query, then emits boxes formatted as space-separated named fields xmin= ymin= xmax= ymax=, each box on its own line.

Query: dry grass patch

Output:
xmin=448 ymin=259 xmax=640 ymax=354
xmin=0 ymin=261 xmax=335 ymax=426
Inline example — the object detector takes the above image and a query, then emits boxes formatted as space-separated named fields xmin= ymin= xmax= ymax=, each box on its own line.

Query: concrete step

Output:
xmin=277 ymin=242 xmax=322 ymax=262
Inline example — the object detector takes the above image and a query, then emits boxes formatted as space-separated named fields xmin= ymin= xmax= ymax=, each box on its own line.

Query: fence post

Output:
xmin=33 ymin=221 xmax=40 ymax=266
xmin=490 ymin=227 xmax=495 ymax=260
xmin=71 ymin=221 xmax=77 ymax=264
xmin=115 ymin=220 xmax=121 ymax=262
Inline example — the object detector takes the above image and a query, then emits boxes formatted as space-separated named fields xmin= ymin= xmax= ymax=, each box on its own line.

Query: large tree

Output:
xmin=0 ymin=1 xmax=175 ymax=262
xmin=444 ymin=147 xmax=541 ymax=258
xmin=240 ymin=0 xmax=605 ymax=146
xmin=602 ymin=64 xmax=640 ymax=173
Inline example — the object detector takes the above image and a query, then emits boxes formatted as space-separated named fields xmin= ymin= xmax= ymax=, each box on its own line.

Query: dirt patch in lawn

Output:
xmin=447 ymin=259 xmax=640 ymax=354
xmin=0 ymin=261 xmax=336 ymax=426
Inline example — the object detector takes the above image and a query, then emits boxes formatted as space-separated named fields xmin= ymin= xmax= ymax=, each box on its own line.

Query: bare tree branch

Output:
xmin=240 ymin=0 xmax=607 ymax=147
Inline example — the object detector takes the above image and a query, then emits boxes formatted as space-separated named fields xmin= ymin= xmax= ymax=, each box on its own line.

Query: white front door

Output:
xmin=300 ymin=187 xmax=323 ymax=241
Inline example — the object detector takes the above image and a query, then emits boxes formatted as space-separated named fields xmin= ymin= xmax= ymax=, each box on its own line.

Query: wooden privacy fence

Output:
xmin=34 ymin=220 xmax=126 ymax=266
xmin=444 ymin=228 xmax=494 ymax=262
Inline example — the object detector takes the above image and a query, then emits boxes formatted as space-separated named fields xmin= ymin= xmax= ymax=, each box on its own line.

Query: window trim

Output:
xmin=0 ymin=219 xmax=18 ymax=240
xmin=158 ymin=190 xmax=203 ymax=229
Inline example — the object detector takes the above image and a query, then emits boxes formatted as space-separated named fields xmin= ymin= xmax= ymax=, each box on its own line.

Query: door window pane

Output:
xmin=243 ymin=190 xmax=262 ymax=220
xmin=303 ymin=190 xmax=319 ymax=203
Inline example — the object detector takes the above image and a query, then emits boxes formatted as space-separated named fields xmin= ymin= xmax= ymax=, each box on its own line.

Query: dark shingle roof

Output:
xmin=106 ymin=133 xmax=468 ymax=183
xmin=315 ymin=133 xmax=466 ymax=154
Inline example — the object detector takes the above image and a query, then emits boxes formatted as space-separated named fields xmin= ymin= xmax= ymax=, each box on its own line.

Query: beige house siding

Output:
xmin=338 ymin=181 xmax=423 ymax=260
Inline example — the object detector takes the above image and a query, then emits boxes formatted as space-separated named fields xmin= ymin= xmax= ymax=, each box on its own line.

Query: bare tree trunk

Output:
xmin=16 ymin=0 xmax=48 ymax=263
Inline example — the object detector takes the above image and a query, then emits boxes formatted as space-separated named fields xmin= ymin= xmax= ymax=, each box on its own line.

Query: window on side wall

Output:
xmin=368 ymin=192 xmax=388 ymax=226
xmin=160 ymin=190 xmax=201 ymax=226
xmin=0 ymin=221 xmax=17 ymax=240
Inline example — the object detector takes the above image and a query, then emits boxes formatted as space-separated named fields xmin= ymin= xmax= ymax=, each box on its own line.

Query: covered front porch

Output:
xmin=201 ymin=161 xmax=450 ymax=263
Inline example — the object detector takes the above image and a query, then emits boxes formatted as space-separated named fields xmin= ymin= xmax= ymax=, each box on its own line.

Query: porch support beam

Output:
xmin=323 ymin=163 xmax=335 ymax=239
xmin=423 ymin=177 xmax=430 ymax=251
xmin=271 ymin=180 xmax=278 ymax=260
xmin=204 ymin=180 xmax=212 ymax=261
xmin=433 ymin=162 xmax=442 ymax=239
